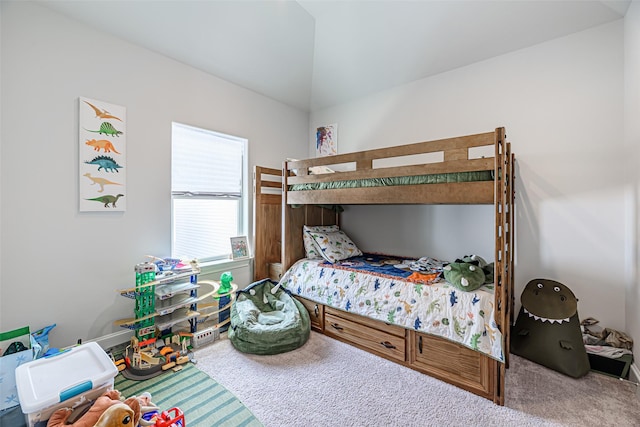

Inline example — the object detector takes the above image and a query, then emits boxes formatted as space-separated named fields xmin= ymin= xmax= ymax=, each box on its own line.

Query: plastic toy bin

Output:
xmin=15 ymin=341 xmax=118 ymax=427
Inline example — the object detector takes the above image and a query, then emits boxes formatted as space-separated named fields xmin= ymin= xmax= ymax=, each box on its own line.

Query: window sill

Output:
xmin=200 ymin=257 xmax=252 ymax=273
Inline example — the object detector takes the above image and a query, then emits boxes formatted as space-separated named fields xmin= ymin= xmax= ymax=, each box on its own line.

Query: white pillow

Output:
xmin=287 ymin=158 xmax=335 ymax=176
xmin=309 ymin=165 xmax=335 ymax=175
xmin=309 ymin=230 xmax=362 ymax=263
xmin=303 ymin=225 xmax=339 ymax=259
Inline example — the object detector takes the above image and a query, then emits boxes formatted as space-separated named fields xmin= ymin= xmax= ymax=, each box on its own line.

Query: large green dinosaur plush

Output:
xmin=510 ymin=278 xmax=590 ymax=378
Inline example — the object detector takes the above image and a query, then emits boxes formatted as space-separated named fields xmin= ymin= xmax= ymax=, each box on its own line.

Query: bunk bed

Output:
xmin=253 ymin=127 xmax=514 ymax=404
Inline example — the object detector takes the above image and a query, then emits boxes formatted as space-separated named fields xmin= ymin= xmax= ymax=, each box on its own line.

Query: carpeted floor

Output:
xmin=114 ymin=363 xmax=262 ymax=427
xmin=194 ymin=331 xmax=640 ymax=427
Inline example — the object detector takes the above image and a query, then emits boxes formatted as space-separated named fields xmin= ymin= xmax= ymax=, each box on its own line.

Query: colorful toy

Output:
xmin=143 ymin=407 xmax=185 ymax=427
xmin=217 ymin=272 xmax=233 ymax=332
xmin=147 ymin=256 xmax=196 ymax=273
xmin=122 ymin=333 xmax=191 ymax=378
xmin=134 ymin=263 xmax=157 ymax=342
xmin=114 ymin=258 xmax=218 ymax=379
xmin=219 ymin=271 xmax=233 ymax=294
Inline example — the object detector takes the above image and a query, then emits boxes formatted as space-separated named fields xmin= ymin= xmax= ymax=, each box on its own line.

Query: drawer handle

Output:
xmin=380 ymin=341 xmax=396 ymax=349
xmin=330 ymin=323 xmax=343 ymax=331
xmin=418 ymin=336 xmax=423 ymax=354
xmin=314 ymin=304 xmax=319 ymax=317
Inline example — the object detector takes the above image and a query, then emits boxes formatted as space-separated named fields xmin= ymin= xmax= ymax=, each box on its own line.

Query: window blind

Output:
xmin=171 ymin=122 xmax=246 ymax=261
xmin=172 ymin=123 xmax=243 ymax=197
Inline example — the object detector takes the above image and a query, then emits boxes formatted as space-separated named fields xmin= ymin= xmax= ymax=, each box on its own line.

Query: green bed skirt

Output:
xmin=288 ymin=170 xmax=494 ymax=191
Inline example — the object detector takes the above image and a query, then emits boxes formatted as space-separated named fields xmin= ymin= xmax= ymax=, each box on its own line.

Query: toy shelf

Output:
xmin=117 ymin=266 xmax=202 ymax=299
xmin=156 ymin=310 xmax=201 ymax=331
xmin=155 ymin=282 xmax=200 ymax=300
xmin=114 ymin=261 xmax=203 ymax=341
xmin=114 ymin=259 xmax=237 ymax=341
xmin=197 ymin=283 xmax=238 ymax=325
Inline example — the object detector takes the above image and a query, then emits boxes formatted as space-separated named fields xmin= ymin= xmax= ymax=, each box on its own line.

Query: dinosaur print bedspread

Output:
xmin=279 ymin=254 xmax=504 ymax=361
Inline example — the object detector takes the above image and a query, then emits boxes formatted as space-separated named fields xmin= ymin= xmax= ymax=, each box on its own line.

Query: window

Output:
xmin=171 ymin=122 xmax=247 ymax=261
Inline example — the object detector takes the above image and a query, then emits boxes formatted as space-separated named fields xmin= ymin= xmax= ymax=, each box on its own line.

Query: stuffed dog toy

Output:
xmin=93 ymin=402 xmax=135 ymax=427
xmin=46 ymin=390 xmax=145 ymax=427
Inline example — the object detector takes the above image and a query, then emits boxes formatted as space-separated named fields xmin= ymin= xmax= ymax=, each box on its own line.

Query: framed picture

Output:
xmin=230 ymin=236 xmax=249 ymax=259
xmin=79 ymin=97 xmax=127 ymax=212
xmin=316 ymin=123 xmax=337 ymax=157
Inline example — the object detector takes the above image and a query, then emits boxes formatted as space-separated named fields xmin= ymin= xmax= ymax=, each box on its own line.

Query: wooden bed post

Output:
xmin=253 ymin=166 xmax=283 ymax=282
xmin=281 ymin=161 xmax=340 ymax=271
xmin=509 ymin=151 xmax=516 ymax=328
xmin=493 ymin=127 xmax=508 ymax=405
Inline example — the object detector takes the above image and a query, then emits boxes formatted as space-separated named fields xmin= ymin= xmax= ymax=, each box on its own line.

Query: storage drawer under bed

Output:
xmin=324 ymin=307 xmax=406 ymax=363
xmin=295 ymin=296 xmax=324 ymax=332
xmin=409 ymin=331 xmax=496 ymax=399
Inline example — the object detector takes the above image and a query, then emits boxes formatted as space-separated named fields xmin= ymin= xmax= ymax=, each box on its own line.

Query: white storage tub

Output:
xmin=15 ymin=341 xmax=118 ymax=427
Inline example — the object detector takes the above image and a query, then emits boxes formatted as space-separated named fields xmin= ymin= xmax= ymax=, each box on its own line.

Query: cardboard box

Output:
xmin=15 ymin=342 xmax=117 ymax=427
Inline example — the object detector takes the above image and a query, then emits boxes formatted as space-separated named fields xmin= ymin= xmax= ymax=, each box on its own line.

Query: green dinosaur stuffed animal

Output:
xmin=443 ymin=254 xmax=496 ymax=291
xmin=443 ymin=262 xmax=486 ymax=291
xmin=461 ymin=254 xmax=494 ymax=283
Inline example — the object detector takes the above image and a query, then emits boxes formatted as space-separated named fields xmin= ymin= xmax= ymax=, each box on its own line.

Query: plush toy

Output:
xmin=461 ymin=254 xmax=495 ymax=283
xmin=94 ymin=402 xmax=135 ymax=427
xmin=510 ymin=278 xmax=590 ymax=378
xmin=46 ymin=390 xmax=154 ymax=427
xmin=443 ymin=254 xmax=495 ymax=292
xmin=443 ymin=262 xmax=486 ymax=291
xmin=461 ymin=254 xmax=487 ymax=268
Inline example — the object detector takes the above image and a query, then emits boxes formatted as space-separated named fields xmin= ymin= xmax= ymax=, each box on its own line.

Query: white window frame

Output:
xmin=171 ymin=122 xmax=248 ymax=262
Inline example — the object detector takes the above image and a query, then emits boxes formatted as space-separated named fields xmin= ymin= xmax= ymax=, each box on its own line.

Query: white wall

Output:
xmin=0 ymin=2 xmax=308 ymax=346
xmin=2 ymin=1 xmax=635 ymax=357
xmin=624 ymin=0 xmax=640 ymax=367
xmin=311 ymin=21 xmax=628 ymax=333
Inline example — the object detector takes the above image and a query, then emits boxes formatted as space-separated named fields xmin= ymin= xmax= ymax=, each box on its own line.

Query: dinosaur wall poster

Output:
xmin=79 ymin=97 xmax=126 ymax=212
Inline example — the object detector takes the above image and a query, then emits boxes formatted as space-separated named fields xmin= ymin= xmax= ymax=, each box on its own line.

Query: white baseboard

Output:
xmin=630 ymin=362 xmax=640 ymax=382
xmin=88 ymin=329 xmax=133 ymax=351
xmin=630 ymin=363 xmax=640 ymax=399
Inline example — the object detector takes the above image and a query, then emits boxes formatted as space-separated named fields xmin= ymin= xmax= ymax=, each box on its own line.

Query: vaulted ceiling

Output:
xmin=38 ymin=0 xmax=630 ymax=112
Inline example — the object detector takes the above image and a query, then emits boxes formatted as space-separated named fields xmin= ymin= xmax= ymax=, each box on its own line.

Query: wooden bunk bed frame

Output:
xmin=253 ymin=127 xmax=514 ymax=405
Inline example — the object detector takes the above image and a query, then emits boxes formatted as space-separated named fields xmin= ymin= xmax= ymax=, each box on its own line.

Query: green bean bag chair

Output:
xmin=229 ymin=279 xmax=310 ymax=355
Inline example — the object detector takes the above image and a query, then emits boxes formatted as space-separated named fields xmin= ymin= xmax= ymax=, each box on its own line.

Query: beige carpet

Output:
xmin=194 ymin=332 xmax=639 ymax=427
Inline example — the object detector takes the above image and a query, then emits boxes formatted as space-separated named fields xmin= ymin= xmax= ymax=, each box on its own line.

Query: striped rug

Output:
xmin=114 ymin=363 xmax=262 ymax=427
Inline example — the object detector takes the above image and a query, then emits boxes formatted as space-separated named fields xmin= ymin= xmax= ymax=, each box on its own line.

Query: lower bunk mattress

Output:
xmin=278 ymin=253 xmax=504 ymax=361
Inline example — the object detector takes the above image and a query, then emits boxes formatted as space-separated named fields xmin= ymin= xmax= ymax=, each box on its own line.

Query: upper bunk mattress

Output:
xmin=288 ymin=170 xmax=494 ymax=192
xmin=278 ymin=253 xmax=504 ymax=362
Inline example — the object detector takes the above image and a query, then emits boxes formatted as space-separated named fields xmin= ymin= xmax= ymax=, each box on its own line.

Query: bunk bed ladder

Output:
xmin=493 ymin=126 xmax=513 ymax=405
